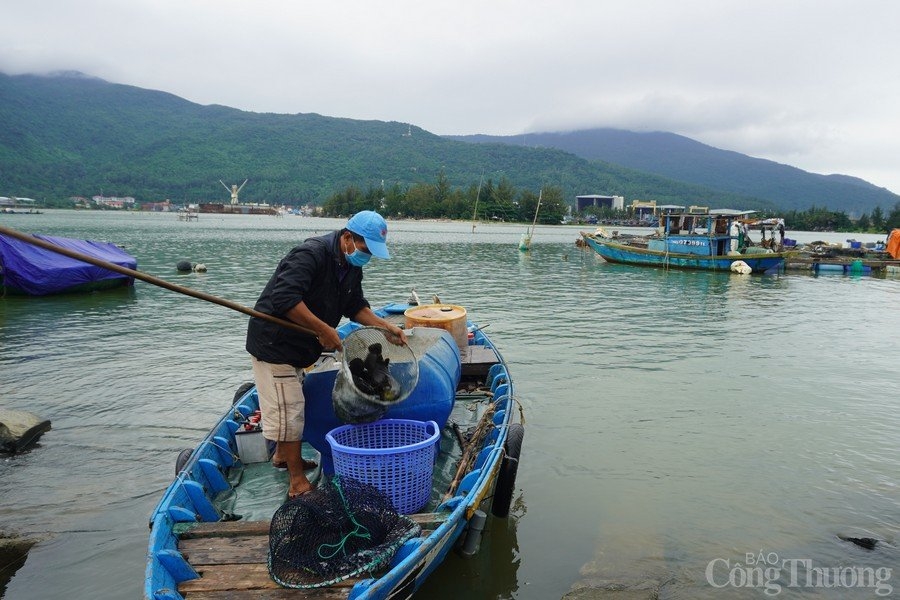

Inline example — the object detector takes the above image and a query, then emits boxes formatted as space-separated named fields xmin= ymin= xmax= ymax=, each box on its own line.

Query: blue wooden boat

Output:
xmin=580 ymin=209 xmax=790 ymax=273
xmin=144 ymin=301 xmax=522 ymax=600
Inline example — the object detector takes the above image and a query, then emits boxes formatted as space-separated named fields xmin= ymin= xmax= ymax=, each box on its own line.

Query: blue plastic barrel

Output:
xmin=303 ymin=328 xmax=460 ymax=475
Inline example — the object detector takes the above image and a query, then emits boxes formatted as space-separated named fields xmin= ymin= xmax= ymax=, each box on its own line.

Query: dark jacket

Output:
xmin=245 ymin=231 xmax=369 ymax=367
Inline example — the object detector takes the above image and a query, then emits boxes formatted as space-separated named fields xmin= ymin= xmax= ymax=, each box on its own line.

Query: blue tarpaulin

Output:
xmin=0 ymin=233 xmax=137 ymax=295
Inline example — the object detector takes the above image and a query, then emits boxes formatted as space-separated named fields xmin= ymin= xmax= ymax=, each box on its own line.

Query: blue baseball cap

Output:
xmin=346 ymin=210 xmax=390 ymax=259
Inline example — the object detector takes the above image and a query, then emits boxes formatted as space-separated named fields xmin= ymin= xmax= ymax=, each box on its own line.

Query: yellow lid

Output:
xmin=404 ymin=304 xmax=466 ymax=322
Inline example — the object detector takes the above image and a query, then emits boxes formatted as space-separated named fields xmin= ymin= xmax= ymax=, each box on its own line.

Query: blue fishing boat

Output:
xmin=144 ymin=301 xmax=522 ymax=600
xmin=0 ymin=232 xmax=136 ymax=295
xmin=580 ymin=209 xmax=790 ymax=273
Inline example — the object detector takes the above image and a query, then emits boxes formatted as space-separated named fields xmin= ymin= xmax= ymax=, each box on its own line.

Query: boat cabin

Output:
xmin=653 ymin=209 xmax=756 ymax=256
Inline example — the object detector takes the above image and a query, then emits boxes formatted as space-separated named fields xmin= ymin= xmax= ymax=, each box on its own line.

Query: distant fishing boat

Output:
xmin=0 ymin=231 xmax=136 ymax=295
xmin=0 ymin=196 xmax=42 ymax=214
xmin=144 ymin=300 xmax=523 ymax=600
xmin=580 ymin=209 xmax=790 ymax=273
xmin=1 ymin=208 xmax=43 ymax=214
xmin=518 ymin=190 xmax=541 ymax=252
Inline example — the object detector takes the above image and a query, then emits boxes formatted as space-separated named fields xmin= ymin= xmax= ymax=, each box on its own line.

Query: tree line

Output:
xmin=322 ymin=171 xmax=900 ymax=234
xmin=321 ymin=171 xmax=566 ymax=224
xmin=781 ymin=204 xmax=900 ymax=233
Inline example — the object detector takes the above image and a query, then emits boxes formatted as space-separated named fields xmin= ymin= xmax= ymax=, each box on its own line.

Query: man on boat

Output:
xmin=245 ymin=210 xmax=407 ymax=499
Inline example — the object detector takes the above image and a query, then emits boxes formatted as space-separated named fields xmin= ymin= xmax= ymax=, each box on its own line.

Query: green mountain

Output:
xmin=448 ymin=129 xmax=899 ymax=216
xmin=2 ymin=71 xmax=891 ymax=216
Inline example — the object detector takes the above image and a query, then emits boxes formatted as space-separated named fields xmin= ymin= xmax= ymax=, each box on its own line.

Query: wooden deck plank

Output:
xmin=179 ymin=563 xmax=281 ymax=592
xmin=176 ymin=521 xmax=270 ymax=539
xmin=183 ymin=588 xmax=353 ymax=599
xmin=460 ymin=345 xmax=499 ymax=365
xmin=181 ymin=529 xmax=436 ymax=567
xmin=180 ymin=535 xmax=268 ymax=565
xmin=177 ymin=512 xmax=447 ymax=540
xmin=179 ymin=564 xmax=360 ymax=594
xmin=183 ymin=589 xmax=352 ymax=599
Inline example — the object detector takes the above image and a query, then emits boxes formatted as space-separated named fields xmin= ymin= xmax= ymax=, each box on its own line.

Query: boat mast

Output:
xmin=518 ymin=189 xmax=542 ymax=252
xmin=472 ymin=171 xmax=484 ymax=233
xmin=528 ymin=189 xmax=542 ymax=237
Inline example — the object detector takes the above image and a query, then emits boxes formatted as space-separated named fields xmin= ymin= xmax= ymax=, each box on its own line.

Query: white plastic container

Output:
xmin=235 ymin=428 xmax=269 ymax=463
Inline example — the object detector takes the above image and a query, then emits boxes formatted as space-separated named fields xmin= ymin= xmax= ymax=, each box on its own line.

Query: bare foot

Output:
xmin=272 ymin=457 xmax=318 ymax=470
xmin=287 ymin=483 xmax=314 ymax=500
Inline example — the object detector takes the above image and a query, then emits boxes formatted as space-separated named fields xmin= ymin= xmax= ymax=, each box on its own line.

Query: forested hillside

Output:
xmin=448 ymin=129 xmax=899 ymax=215
xmin=0 ymin=72 xmax=773 ymax=210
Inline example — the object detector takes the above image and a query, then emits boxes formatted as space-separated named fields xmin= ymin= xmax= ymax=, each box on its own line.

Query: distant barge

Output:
xmin=199 ymin=203 xmax=277 ymax=215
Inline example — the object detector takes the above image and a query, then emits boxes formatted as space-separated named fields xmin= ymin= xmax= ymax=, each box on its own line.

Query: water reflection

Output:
xmin=415 ymin=498 xmax=524 ymax=599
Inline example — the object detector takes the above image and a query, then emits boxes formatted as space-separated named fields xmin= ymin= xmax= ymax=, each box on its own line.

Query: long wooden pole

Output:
xmin=0 ymin=224 xmax=316 ymax=336
xmin=529 ymin=189 xmax=542 ymax=237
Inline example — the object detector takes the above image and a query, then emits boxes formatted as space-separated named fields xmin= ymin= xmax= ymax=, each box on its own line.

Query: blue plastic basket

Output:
xmin=326 ymin=419 xmax=439 ymax=514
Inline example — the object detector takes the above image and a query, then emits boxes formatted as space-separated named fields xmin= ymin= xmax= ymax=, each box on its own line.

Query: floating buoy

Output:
xmin=177 ymin=261 xmax=207 ymax=273
xmin=730 ymin=260 xmax=752 ymax=275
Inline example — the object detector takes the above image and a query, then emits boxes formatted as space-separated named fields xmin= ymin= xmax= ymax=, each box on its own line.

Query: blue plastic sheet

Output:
xmin=0 ymin=233 xmax=137 ymax=295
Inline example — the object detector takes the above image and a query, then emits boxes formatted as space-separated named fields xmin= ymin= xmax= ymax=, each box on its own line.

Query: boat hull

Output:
xmin=582 ymin=234 xmax=787 ymax=273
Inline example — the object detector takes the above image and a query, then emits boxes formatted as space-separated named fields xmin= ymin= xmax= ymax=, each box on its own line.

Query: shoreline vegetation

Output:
xmin=15 ymin=208 xmax=900 ymax=239
xmin=9 ymin=173 xmax=900 ymax=234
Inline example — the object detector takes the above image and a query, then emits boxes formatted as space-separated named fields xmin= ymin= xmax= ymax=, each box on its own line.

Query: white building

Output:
xmin=576 ymin=194 xmax=625 ymax=211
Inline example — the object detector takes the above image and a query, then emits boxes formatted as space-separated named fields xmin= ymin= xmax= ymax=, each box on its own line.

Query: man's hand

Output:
xmin=384 ymin=323 xmax=408 ymax=346
xmin=316 ymin=327 xmax=342 ymax=351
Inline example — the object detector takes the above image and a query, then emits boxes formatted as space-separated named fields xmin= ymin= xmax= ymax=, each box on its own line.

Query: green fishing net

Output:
xmin=268 ymin=476 xmax=421 ymax=588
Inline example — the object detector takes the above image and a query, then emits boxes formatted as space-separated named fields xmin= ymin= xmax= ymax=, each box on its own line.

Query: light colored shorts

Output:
xmin=250 ymin=357 xmax=306 ymax=442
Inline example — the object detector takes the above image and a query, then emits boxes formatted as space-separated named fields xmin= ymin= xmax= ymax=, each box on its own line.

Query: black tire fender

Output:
xmin=175 ymin=448 xmax=193 ymax=475
xmin=491 ymin=423 xmax=524 ymax=518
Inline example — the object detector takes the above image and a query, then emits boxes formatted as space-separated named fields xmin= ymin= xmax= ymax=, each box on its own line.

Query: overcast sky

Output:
xmin=2 ymin=0 xmax=899 ymax=196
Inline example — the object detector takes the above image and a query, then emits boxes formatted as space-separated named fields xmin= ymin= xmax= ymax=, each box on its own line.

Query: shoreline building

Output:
xmin=576 ymin=194 xmax=624 ymax=212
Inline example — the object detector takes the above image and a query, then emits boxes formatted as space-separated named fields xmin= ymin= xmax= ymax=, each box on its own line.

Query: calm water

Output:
xmin=1 ymin=211 xmax=898 ymax=599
